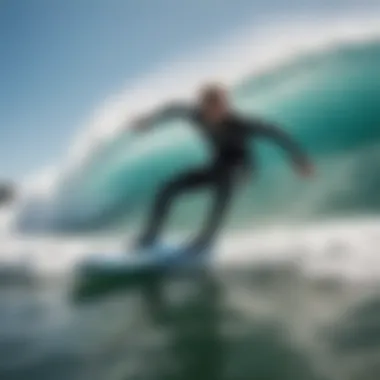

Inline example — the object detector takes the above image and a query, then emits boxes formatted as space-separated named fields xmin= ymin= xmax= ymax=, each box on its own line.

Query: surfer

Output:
xmin=132 ymin=83 xmax=314 ymax=252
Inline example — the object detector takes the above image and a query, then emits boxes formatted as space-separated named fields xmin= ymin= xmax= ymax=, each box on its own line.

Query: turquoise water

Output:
xmin=2 ymin=266 xmax=380 ymax=380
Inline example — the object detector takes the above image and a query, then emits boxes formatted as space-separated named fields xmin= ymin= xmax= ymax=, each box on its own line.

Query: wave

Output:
xmin=14 ymin=38 xmax=380 ymax=234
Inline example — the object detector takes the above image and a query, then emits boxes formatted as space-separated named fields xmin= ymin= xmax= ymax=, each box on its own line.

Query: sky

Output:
xmin=0 ymin=0 xmax=379 ymax=181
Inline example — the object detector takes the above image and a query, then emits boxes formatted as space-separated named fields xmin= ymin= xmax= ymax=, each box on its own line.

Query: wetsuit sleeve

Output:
xmin=247 ymin=118 xmax=309 ymax=165
xmin=132 ymin=102 xmax=194 ymax=132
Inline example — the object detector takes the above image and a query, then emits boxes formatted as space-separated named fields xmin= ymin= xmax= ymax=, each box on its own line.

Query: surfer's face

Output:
xmin=200 ymin=89 xmax=229 ymax=125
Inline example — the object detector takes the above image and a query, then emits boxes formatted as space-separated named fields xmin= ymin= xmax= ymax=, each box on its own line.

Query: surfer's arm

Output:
xmin=248 ymin=118 xmax=314 ymax=176
xmin=132 ymin=103 xmax=194 ymax=133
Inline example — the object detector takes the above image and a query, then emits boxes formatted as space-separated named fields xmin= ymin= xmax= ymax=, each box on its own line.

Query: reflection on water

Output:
xmin=1 ymin=263 xmax=380 ymax=380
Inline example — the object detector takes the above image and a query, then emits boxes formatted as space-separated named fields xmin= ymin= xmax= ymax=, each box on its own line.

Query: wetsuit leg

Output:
xmin=190 ymin=167 xmax=234 ymax=251
xmin=137 ymin=167 xmax=215 ymax=247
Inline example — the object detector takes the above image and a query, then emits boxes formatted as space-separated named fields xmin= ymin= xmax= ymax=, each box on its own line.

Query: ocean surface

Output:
xmin=2 ymin=251 xmax=380 ymax=380
xmin=2 ymin=28 xmax=380 ymax=380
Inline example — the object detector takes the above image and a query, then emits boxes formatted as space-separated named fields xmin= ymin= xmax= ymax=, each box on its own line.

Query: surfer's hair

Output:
xmin=198 ymin=83 xmax=228 ymax=106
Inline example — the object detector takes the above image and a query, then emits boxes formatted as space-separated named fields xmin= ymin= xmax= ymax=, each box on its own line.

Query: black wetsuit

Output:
xmin=137 ymin=104 xmax=308 ymax=250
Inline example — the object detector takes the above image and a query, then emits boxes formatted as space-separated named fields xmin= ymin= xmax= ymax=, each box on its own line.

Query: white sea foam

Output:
xmin=0 ymin=218 xmax=379 ymax=283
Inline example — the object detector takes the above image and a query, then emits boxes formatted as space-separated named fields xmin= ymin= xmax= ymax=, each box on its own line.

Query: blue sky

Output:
xmin=0 ymin=0 xmax=378 ymax=181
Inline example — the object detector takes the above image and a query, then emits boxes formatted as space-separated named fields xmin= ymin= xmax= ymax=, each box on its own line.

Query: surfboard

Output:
xmin=80 ymin=243 xmax=209 ymax=274
xmin=73 ymin=243 xmax=211 ymax=301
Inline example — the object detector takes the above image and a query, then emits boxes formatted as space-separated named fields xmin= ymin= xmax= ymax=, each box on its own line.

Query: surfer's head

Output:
xmin=198 ymin=83 xmax=230 ymax=124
